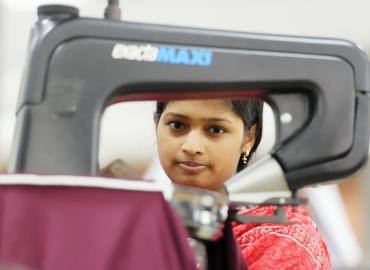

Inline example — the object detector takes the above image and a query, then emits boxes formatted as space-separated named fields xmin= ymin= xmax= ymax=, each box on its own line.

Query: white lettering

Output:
xmin=111 ymin=43 xmax=159 ymax=62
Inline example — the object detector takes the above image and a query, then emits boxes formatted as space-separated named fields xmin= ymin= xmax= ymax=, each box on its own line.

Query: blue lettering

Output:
xmin=156 ymin=46 xmax=213 ymax=67
xmin=202 ymin=50 xmax=213 ymax=66
xmin=190 ymin=49 xmax=213 ymax=66
xmin=156 ymin=47 xmax=177 ymax=63
xmin=175 ymin=49 xmax=190 ymax=65
xmin=190 ymin=49 xmax=204 ymax=66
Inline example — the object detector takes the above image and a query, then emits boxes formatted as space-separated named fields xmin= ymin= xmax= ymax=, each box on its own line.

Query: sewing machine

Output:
xmin=1 ymin=2 xmax=369 ymax=269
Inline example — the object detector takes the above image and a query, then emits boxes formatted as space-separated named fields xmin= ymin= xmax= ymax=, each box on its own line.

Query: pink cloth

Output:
xmin=0 ymin=184 xmax=197 ymax=270
xmin=233 ymin=206 xmax=331 ymax=270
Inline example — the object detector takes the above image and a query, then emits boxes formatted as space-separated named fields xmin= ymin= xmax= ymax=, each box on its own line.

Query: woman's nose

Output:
xmin=181 ymin=132 xmax=205 ymax=155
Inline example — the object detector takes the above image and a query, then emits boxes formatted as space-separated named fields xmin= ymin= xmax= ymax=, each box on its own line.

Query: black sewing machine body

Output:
xmin=9 ymin=6 xmax=370 ymax=191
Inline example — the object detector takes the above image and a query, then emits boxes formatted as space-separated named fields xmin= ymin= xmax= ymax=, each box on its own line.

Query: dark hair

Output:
xmin=154 ymin=99 xmax=263 ymax=172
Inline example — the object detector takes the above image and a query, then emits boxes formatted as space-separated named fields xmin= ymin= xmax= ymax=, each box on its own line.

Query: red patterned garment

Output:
xmin=232 ymin=206 xmax=331 ymax=270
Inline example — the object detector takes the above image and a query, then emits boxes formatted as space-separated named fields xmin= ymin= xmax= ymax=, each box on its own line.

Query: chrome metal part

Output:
xmin=225 ymin=155 xmax=290 ymax=204
xmin=170 ymin=185 xmax=229 ymax=240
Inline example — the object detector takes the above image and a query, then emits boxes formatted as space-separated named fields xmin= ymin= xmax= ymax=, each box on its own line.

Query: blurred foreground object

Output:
xmin=0 ymin=175 xmax=196 ymax=270
xmin=0 ymin=174 xmax=247 ymax=270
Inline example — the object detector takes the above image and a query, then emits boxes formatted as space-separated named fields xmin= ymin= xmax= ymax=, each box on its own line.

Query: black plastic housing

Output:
xmin=9 ymin=6 xmax=370 ymax=190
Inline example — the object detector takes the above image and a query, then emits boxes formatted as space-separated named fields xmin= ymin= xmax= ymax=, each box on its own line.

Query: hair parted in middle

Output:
xmin=154 ymin=98 xmax=263 ymax=172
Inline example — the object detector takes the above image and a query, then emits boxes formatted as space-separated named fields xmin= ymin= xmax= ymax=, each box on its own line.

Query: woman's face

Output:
xmin=156 ymin=99 xmax=255 ymax=192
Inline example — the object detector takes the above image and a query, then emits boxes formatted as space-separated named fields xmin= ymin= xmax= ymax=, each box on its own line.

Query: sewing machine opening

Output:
xmin=99 ymin=97 xmax=276 ymax=182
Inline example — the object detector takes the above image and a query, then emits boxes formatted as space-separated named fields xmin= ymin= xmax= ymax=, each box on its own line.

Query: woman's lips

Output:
xmin=177 ymin=161 xmax=208 ymax=174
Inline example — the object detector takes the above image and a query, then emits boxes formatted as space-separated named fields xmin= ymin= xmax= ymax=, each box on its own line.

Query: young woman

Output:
xmin=154 ymin=98 xmax=331 ymax=270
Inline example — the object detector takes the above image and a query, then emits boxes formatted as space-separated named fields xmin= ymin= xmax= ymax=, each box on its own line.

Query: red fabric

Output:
xmin=232 ymin=206 xmax=331 ymax=270
xmin=0 ymin=185 xmax=197 ymax=270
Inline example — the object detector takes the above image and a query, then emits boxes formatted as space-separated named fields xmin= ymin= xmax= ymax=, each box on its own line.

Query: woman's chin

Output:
xmin=172 ymin=177 xmax=211 ymax=190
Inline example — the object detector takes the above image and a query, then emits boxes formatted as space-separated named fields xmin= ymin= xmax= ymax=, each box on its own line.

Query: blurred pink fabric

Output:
xmin=0 ymin=184 xmax=197 ymax=270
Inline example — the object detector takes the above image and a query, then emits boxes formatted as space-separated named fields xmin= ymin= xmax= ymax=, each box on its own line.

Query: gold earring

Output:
xmin=242 ymin=152 xmax=248 ymax=165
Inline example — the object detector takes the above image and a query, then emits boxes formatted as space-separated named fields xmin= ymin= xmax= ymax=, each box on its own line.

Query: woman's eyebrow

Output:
xmin=164 ymin=112 xmax=189 ymax=119
xmin=164 ymin=112 xmax=232 ymax=123
xmin=202 ymin=117 xmax=232 ymax=123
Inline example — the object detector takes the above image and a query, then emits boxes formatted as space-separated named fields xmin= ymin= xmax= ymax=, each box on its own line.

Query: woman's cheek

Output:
xmin=217 ymin=151 xmax=240 ymax=177
xmin=159 ymin=138 xmax=177 ymax=169
xmin=216 ymin=166 xmax=235 ymax=184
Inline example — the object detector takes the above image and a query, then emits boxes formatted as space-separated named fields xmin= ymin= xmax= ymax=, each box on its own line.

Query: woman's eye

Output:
xmin=168 ymin=121 xmax=186 ymax=130
xmin=208 ymin=126 xmax=226 ymax=134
